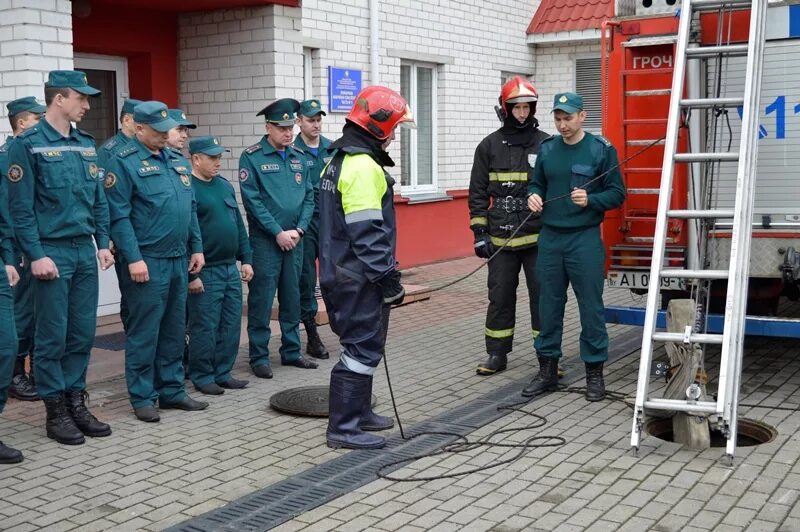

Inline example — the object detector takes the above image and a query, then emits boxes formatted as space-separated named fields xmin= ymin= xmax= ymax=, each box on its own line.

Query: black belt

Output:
xmin=491 ymin=196 xmax=528 ymax=213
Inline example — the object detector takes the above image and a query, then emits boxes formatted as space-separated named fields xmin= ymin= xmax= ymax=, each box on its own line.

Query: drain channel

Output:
xmin=168 ymin=331 xmax=642 ymax=532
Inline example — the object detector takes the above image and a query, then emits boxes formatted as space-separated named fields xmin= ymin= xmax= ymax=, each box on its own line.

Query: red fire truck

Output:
xmin=601 ymin=1 xmax=800 ymax=336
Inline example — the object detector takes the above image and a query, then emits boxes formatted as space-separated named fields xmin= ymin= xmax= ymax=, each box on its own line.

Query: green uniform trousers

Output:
xmin=123 ymin=256 xmax=188 ymax=408
xmin=534 ymin=225 xmax=609 ymax=363
xmin=299 ymin=222 xmax=319 ymax=322
xmin=13 ymin=250 xmax=34 ymax=357
xmin=0 ymin=280 xmax=17 ymax=413
xmin=113 ymin=251 xmax=129 ymax=332
xmin=187 ymin=263 xmax=242 ymax=387
xmin=247 ymin=234 xmax=302 ymax=368
xmin=33 ymin=237 xmax=98 ymax=400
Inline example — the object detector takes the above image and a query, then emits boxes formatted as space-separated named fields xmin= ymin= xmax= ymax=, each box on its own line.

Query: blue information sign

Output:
xmin=328 ymin=67 xmax=362 ymax=112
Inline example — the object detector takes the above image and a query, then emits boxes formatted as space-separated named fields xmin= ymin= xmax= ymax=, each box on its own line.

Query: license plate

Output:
xmin=607 ymin=270 xmax=683 ymax=290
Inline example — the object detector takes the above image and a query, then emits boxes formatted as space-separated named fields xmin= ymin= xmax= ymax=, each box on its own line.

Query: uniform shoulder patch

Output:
xmin=75 ymin=128 xmax=95 ymax=141
xmin=593 ymin=135 xmax=612 ymax=147
xmin=0 ymin=143 xmax=7 ymax=153
xmin=101 ymin=138 xmax=118 ymax=151
xmin=7 ymin=164 xmax=24 ymax=183
xmin=245 ymin=143 xmax=261 ymax=154
xmin=18 ymin=127 xmax=38 ymax=139
xmin=104 ymin=172 xmax=117 ymax=189
xmin=118 ymin=145 xmax=138 ymax=158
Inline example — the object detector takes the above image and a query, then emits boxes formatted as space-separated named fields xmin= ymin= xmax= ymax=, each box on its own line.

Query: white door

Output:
xmin=74 ymin=54 xmax=129 ymax=318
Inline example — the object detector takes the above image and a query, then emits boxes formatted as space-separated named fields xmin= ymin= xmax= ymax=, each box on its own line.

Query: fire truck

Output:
xmin=602 ymin=0 xmax=800 ymax=337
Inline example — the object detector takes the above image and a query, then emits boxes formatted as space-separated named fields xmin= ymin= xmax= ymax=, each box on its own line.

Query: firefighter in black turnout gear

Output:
xmin=469 ymin=76 xmax=550 ymax=376
xmin=319 ymin=86 xmax=414 ymax=450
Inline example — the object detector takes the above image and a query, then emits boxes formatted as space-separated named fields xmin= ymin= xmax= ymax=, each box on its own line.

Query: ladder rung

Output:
xmin=674 ymin=152 xmax=738 ymax=162
xmin=661 ymin=269 xmax=728 ymax=280
xmin=627 ymin=188 xmax=660 ymax=195
xmin=667 ymin=209 xmax=736 ymax=219
xmin=680 ymin=97 xmax=745 ymax=109
xmin=626 ymin=89 xmax=672 ymax=97
xmin=611 ymin=245 xmax=685 ymax=251
xmin=685 ymin=44 xmax=749 ymax=58
xmin=643 ymin=399 xmax=718 ymax=414
xmin=625 ymin=236 xmax=679 ymax=244
xmin=692 ymin=0 xmax=753 ymax=13
xmin=651 ymin=331 xmax=724 ymax=344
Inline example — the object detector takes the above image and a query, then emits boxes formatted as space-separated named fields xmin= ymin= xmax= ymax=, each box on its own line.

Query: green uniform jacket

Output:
xmin=0 ymin=138 xmax=15 ymax=265
xmin=238 ymin=137 xmax=314 ymax=238
xmin=293 ymin=134 xmax=333 ymax=220
xmin=104 ymin=138 xmax=203 ymax=263
xmin=98 ymin=130 xmax=134 ymax=175
xmin=529 ymin=132 xmax=626 ymax=231
xmin=7 ymin=119 xmax=110 ymax=261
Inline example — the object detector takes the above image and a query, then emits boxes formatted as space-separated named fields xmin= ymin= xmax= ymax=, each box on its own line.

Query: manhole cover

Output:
xmin=269 ymin=386 xmax=377 ymax=417
xmin=646 ymin=417 xmax=777 ymax=447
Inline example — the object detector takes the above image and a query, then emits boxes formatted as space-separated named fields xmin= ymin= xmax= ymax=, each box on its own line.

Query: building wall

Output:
xmin=0 ymin=0 xmax=73 ymax=137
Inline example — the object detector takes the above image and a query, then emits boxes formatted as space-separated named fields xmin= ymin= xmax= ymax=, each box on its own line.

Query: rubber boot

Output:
xmin=585 ymin=362 xmax=605 ymax=402
xmin=43 ymin=396 xmax=85 ymax=445
xmin=304 ymin=320 xmax=329 ymax=360
xmin=326 ymin=362 xmax=385 ymax=449
xmin=521 ymin=355 xmax=560 ymax=397
xmin=476 ymin=353 xmax=507 ymax=376
xmin=0 ymin=440 xmax=23 ymax=464
xmin=8 ymin=356 xmax=38 ymax=401
xmin=65 ymin=390 xmax=112 ymax=437
xmin=359 ymin=376 xmax=394 ymax=432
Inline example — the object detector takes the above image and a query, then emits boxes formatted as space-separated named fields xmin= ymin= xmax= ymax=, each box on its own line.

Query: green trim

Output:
xmin=470 ymin=216 xmax=487 ymax=226
xmin=489 ymin=172 xmax=528 ymax=181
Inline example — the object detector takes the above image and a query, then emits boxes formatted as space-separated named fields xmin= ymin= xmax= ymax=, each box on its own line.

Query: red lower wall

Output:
xmin=72 ymin=4 xmax=178 ymax=106
xmin=394 ymin=189 xmax=473 ymax=268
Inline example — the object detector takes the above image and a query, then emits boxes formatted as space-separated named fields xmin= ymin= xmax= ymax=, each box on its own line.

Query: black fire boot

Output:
xmin=8 ymin=356 xmax=38 ymax=401
xmin=0 ymin=440 xmax=23 ymax=464
xmin=66 ymin=390 xmax=112 ymax=437
xmin=326 ymin=362 xmax=385 ymax=449
xmin=359 ymin=376 xmax=394 ymax=432
xmin=585 ymin=362 xmax=606 ymax=402
xmin=303 ymin=319 xmax=329 ymax=360
xmin=43 ymin=396 xmax=85 ymax=445
xmin=521 ymin=356 xmax=560 ymax=397
xmin=476 ymin=354 xmax=507 ymax=376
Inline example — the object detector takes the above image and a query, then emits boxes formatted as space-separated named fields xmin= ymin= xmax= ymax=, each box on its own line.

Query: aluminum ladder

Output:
xmin=630 ymin=0 xmax=768 ymax=461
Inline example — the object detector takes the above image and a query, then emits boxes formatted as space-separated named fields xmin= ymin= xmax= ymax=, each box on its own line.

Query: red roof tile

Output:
xmin=527 ymin=0 xmax=614 ymax=34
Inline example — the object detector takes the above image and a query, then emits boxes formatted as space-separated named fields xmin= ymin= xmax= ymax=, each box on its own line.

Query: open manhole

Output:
xmin=646 ymin=417 xmax=777 ymax=447
xmin=270 ymin=385 xmax=377 ymax=417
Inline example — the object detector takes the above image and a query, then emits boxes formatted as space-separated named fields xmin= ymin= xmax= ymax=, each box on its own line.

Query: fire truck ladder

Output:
xmin=630 ymin=0 xmax=768 ymax=461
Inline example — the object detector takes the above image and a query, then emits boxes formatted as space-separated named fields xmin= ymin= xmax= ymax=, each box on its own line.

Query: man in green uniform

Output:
xmin=2 ymin=97 xmax=44 ymax=402
xmin=98 ymin=97 xmax=141 ymax=334
xmin=524 ymin=92 xmax=625 ymax=401
xmin=239 ymin=98 xmax=316 ymax=379
xmin=187 ymin=137 xmax=253 ymax=394
xmin=104 ymin=101 xmax=208 ymax=422
xmin=1 ymin=105 xmax=24 ymax=462
xmin=167 ymin=109 xmax=195 ymax=161
xmin=293 ymin=99 xmax=332 ymax=359
xmin=7 ymin=70 xmax=114 ymax=445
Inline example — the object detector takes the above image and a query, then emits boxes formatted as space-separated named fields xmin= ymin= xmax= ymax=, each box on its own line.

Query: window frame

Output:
xmin=400 ymin=61 xmax=438 ymax=194
xmin=303 ymin=47 xmax=314 ymax=100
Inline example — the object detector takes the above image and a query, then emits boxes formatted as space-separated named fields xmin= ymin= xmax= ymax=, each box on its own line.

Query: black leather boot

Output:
xmin=585 ymin=362 xmax=605 ymax=402
xmin=521 ymin=356 xmax=559 ymax=397
xmin=476 ymin=354 xmax=507 ymax=376
xmin=304 ymin=320 xmax=329 ymax=360
xmin=326 ymin=362 xmax=385 ymax=449
xmin=43 ymin=396 xmax=85 ymax=445
xmin=8 ymin=356 xmax=38 ymax=401
xmin=0 ymin=440 xmax=23 ymax=464
xmin=359 ymin=376 xmax=394 ymax=432
xmin=65 ymin=390 xmax=112 ymax=437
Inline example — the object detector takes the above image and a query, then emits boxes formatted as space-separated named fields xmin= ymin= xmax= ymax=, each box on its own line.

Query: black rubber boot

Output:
xmin=0 ymin=440 xmax=23 ymax=464
xmin=8 ymin=356 xmax=38 ymax=401
xmin=521 ymin=356 xmax=559 ymax=397
xmin=585 ymin=362 xmax=606 ymax=402
xmin=65 ymin=390 xmax=112 ymax=437
xmin=304 ymin=320 xmax=329 ymax=360
xmin=43 ymin=396 xmax=85 ymax=445
xmin=476 ymin=354 xmax=507 ymax=376
xmin=326 ymin=362 xmax=385 ymax=449
xmin=359 ymin=376 xmax=394 ymax=432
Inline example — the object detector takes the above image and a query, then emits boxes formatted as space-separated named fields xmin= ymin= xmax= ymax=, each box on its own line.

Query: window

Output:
xmin=575 ymin=56 xmax=603 ymax=133
xmin=400 ymin=62 xmax=437 ymax=192
xmin=303 ymin=48 xmax=314 ymax=99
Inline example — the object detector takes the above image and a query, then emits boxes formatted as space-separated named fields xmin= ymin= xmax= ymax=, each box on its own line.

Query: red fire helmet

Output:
xmin=346 ymin=85 xmax=415 ymax=141
xmin=498 ymin=76 xmax=539 ymax=118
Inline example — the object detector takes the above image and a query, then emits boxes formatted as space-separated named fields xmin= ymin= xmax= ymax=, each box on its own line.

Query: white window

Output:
xmin=575 ymin=56 xmax=603 ymax=133
xmin=303 ymin=48 xmax=314 ymax=100
xmin=400 ymin=62 xmax=437 ymax=193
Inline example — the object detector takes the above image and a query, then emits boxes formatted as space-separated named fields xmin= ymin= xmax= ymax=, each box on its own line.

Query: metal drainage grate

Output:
xmin=168 ymin=329 xmax=642 ymax=532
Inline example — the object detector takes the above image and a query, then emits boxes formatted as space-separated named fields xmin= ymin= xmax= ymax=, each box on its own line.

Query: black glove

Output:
xmin=378 ymin=270 xmax=405 ymax=306
xmin=473 ymin=232 xmax=495 ymax=259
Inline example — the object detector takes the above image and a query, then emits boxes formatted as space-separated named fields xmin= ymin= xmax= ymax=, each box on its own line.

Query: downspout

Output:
xmin=370 ymin=0 xmax=379 ymax=85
